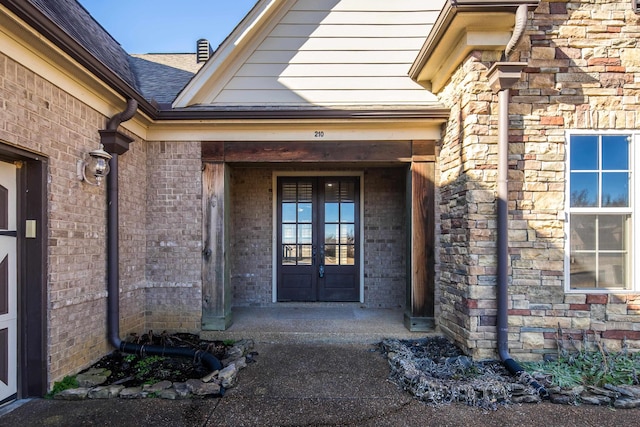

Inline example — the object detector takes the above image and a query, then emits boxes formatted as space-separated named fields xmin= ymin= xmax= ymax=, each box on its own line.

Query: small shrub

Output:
xmin=45 ymin=375 xmax=78 ymax=399
xmin=521 ymin=327 xmax=640 ymax=388
xmin=134 ymin=355 xmax=166 ymax=381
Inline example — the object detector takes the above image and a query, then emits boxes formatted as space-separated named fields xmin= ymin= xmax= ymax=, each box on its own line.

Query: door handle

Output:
xmin=318 ymin=246 xmax=325 ymax=278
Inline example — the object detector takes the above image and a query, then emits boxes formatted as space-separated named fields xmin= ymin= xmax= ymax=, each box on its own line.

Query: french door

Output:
xmin=277 ymin=176 xmax=359 ymax=302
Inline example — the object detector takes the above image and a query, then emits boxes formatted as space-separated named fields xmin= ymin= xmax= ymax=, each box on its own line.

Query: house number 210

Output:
xmin=314 ymin=131 xmax=325 ymax=138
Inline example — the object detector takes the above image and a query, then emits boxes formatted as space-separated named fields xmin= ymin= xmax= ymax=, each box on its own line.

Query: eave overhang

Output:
xmin=1 ymin=0 xmax=451 ymax=129
xmin=156 ymin=107 xmax=451 ymax=121
xmin=409 ymin=0 xmax=540 ymax=94
xmin=0 ymin=0 xmax=159 ymax=119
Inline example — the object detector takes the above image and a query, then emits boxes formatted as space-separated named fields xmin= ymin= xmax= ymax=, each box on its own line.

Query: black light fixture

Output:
xmin=77 ymin=144 xmax=112 ymax=186
xmin=634 ymin=0 xmax=639 ymax=13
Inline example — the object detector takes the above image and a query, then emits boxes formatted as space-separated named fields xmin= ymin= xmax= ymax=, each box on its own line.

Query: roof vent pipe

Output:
xmin=197 ymin=38 xmax=211 ymax=63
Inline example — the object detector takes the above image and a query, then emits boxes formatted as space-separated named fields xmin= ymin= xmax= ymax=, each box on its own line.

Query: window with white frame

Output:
xmin=567 ymin=133 xmax=632 ymax=291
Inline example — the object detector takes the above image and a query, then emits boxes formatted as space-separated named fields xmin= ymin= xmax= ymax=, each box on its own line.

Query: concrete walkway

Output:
xmin=2 ymin=306 xmax=640 ymax=426
xmin=3 ymin=342 xmax=640 ymax=426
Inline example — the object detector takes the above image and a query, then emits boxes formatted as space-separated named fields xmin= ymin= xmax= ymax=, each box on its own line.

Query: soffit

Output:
xmin=410 ymin=1 xmax=540 ymax=94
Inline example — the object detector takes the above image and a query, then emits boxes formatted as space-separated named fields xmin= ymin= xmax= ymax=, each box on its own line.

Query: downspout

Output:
xmin=102 ymin=99 xmax=221 ymax=372
xmin=490 ymin=5 xmax=548 ymax=398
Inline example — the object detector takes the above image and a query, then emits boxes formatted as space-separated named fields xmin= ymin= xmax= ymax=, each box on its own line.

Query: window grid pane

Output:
xmin=281 ymin=181 xmax=314 ymax=266
xmin=569 ymin=134 xmax=632 ymax=290
xmin=323 ymin=180 xmax=356 ymax=266
xmin=569 ymin=213 xmax=631 ymax=290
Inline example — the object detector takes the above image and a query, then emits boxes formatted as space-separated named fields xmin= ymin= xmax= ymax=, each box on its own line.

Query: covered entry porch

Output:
xmin=201 ymin=303 xmax=431 ymax=344
xmin=201 ymin=138 xmax=438 ymax=333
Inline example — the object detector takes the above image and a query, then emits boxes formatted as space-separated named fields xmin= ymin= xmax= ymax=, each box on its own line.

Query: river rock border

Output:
xmin=382 ymin=338 xmax=640 ymax=409
xmin=53 ymin=339 xmax=255 ymax=400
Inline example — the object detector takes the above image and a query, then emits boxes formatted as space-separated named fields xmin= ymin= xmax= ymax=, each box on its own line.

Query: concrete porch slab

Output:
xmin=200 ymin=303 xmax=437 ymax=344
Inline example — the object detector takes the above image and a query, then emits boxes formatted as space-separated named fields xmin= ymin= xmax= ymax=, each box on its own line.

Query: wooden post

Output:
xmin=201 ymin=163 xmax=232 ymax=330
xmin=404 ymin=160 xmax=436 ymax=331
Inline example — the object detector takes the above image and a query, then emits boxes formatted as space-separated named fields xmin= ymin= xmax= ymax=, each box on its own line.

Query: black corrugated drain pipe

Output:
xmin=102 ymin=99 xmax=221 ymax=372
xmin=489 ymin=4 xmax=548 ymax=399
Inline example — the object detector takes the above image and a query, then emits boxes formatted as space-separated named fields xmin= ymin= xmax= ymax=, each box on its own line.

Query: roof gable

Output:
xmin=173 ymin=0 xmax=445 ymax=109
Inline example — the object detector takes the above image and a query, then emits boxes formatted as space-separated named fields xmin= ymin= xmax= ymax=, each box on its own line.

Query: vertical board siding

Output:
xmin=208 ymin=0 xmax=445 ymax=106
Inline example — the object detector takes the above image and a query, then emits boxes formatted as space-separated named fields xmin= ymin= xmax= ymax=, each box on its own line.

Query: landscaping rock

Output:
xmin=142 ymin=380 xmax=173 ymax=393
xmin=200 ymin=370 xmax=219 ymax=383
xmin=54 ymin=388 xmax=89 ymax=400
xmin=221 ymin=339 xmax=254 ymax=366
xmin=586 ymin=386 xmax=618 ymax=399
xmin=235 ymin=356 xmax=247 ymax=370
xmin=218 ymin=363 xmax=238 ymax=389
xmin=119 ymin=387 xmax=147 ymax=399
xmin=88 ymin=385 xmax=124 ymax=399
xmin=604 ymin=384 xmax=640 ymax=398
xmin=549 ymin=393 xmax=575 ymax=405
xmin=185 ymin=379 xmax=221 ymax=396
xmin=173 ymin=382 xmax=191 ymax=398
xmin=512 ymin=394 xmax=541 ymax=404
xmin=580 ymin=394 xmax=611 ymax=406
xmin=76 ymin=368 xmax=111 ymax=388
xmin=614 ymin=398 xmax=640 ymax=409
xmin=158 ymin=388 xmax=179 ymax=400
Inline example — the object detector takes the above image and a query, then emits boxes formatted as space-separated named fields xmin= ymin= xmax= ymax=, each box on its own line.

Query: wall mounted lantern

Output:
xmin=77 ymin=144 xmax=112 ymax=186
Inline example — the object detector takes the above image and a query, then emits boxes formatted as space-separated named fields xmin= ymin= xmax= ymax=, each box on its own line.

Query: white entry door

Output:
xmin=0 ymin=161 xmax=17 ymax=403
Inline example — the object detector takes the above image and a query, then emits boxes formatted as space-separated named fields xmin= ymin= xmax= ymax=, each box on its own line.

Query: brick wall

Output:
xmin=0 ymin=52 xmax=147 ymax=384
xmin=229 ymin=167 xmax=273 ymax=305
xmin=437 ymin=0 xmax=640 ymax=360
xmin=145 ymin=141 xmax=203 ymax=332
xmin=363 ymin=168 xmax=407 ymax=308
xmin=229 ymin=167 xmax=407 ymax=308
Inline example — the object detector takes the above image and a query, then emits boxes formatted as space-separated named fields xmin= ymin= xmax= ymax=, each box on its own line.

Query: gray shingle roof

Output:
xmin=27 ymin=1 xmax=207 ymax=105
xmin=129 ymin=54 xmax=202 ymax=105
xmin=28 ymin=0 xmax=140 ymax=92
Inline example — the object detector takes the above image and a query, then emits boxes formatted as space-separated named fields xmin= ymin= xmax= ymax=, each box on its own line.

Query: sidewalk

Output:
xmin=2 ymin=307 xmax=640 ymax=426
xmin=3 ymin=341 xmax=640 ymax=426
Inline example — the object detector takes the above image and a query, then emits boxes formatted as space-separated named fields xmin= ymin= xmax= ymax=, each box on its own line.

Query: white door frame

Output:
xmin=0 ymin=161 xmax=17 ymax=403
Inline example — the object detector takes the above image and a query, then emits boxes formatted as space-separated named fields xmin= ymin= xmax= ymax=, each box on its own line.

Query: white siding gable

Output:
xmin=174 ymin=0 xmax=445 ymax=108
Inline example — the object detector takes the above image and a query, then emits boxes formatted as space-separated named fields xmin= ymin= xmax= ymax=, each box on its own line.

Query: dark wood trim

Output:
xmin=18 ymin=157 xmax=48 ymax=398
xmin=201 ymin=142 xmax=224 ymax=162
xmin=405 ymin=161 xmax=435 ymax=331
xmin=202 ymin=141 xmax=413 ymax=163
xmin=412 ymin=140 xmax=437 ymax=162
xmin=0 ymin=144 xmax=48 ymax=398
xmin=201 ymin=163 xmax=232 ymax=330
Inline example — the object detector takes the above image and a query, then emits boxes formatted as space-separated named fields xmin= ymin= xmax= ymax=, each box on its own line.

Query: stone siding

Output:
xmin=436 ymin=0 xmax=640 ymax=359
xmin=0 ymin=52 xmax=147 ymax=385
